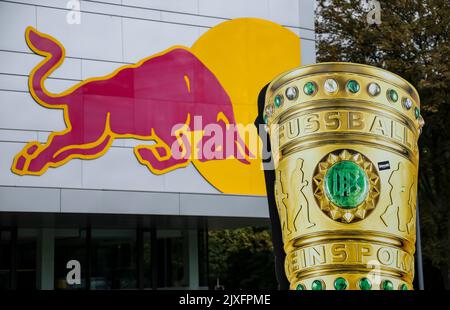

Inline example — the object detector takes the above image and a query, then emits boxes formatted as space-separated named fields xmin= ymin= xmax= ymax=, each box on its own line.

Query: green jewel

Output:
xmin=381 ymin=280 xmax=394 ymax=290
xmin=334 ymin=277 xmax=348 ymax=290
xmin=400 ymin=284 xmax=409 ymax=290
xmin=311 ymin=280 xmax=324 ymax=290
xmin=274 ymin=95 xmax=283 ymax=108
xmin=414 ymin=107 xmax=420 ymax=119
xmin=346 ymin=80 xmax=360 ymax=93
xmin=324 ymin=161 xmax=369 ymax=209
xmin=359 ymin=278 xmax=372 ymax=290
xmin=303 ymin=82 xmax=317 ymax=95
xmin=388 ymin=89 xmax=398 ymax=102
xmin=296 ymin=283 xmax=305 ymax=290
xmin=263 ymin=115 xmax=268 ymax=124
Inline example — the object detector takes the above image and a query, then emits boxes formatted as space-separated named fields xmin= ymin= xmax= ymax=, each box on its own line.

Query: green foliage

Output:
xmin=316 ymin=0 xmax=450 ymax=267
xmin=208 ymin=227 xmax=277 ymax=289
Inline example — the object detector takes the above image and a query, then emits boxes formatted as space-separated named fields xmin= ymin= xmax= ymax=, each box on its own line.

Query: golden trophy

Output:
xmin=264 ymin=63 xmax=424 ymax=290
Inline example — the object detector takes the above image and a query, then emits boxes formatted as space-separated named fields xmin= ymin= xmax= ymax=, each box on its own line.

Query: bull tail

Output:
xmin=25 ymin=26 xmax=66 ymax=106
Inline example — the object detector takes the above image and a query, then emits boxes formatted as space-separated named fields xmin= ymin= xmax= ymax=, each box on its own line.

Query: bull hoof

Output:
xmin=13 ymin=155 xmax=27 ymax=173
xmin=11 ymin=142 xmax=43 ymax=175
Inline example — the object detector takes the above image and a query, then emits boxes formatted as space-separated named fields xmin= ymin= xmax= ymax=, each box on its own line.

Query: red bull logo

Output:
xmin=12 ymin=26 xmax=252 ymax=176
xmin=10 ymin=18 xmax=300 ymax=195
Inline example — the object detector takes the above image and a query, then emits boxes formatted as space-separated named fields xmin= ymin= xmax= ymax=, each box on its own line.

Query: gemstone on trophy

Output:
xmin=415 ymin=106 xmax=420 ymax=119
xmin=324 ymin=160 xmax=369 ymax=209
xmin=381 ymin=280 xmax=394 ymax=290
xmin=274 ymin=94 xmax=283 ymax=108
xmin=324 ymin=78 xmax=338 ymax=93
xmin=402 ymin=97 xmax=413 ymax=110
xmin=346 ymin=79 xmax=360 ymax=93
xmin=359 ymin=278 xmax=372 ymax=290
xmin=263 ymin=104 xmax=274 ymax=124
xmin=367 ymin=82 xmax=381 ymax=96
xmin=285 ymin=86 xmax=298 ymax=100
xmin=334 ymin=277 xmax=348 ymax=290
xmin=388 ymin=89 xmax=398 ymax=102
xmin=311 ymin=280 xmax=324 ymax=290
xmin=265 ymin=104 xmax=274 ymax=117
xmin=303 ymin=81 xmax=317 ymax=95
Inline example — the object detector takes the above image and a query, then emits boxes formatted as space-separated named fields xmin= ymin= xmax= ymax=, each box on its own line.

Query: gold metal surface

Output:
xmin=265 ymin=62 xmax=422 ymax=290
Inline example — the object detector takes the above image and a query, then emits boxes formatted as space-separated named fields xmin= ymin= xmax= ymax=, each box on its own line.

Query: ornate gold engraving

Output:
xmin=275 ymin=158 xmax=314 ymax=237
xmin=381 ymin=162 xmax=416 ymax=233
xmin=265 ymin=63 xmax=421 ymax=290
xmin=290 ymin=158 xmax=315 ymax=230
xmin=274 ymin=169 xmax=290 ymax=235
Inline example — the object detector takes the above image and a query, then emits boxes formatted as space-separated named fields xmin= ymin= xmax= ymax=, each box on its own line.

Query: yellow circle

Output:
xmin=190 ymin=18 xmax=301 ymax=195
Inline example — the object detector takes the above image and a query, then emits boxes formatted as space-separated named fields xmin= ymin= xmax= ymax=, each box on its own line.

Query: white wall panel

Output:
xmin=122 ymin=18 xmax=198 ymax=63
xmin=43 ymin=77 xmax=81 ymax=94
xmin=61 ymin=188 xmax=180 ymax=215
xmin=0 ymin=74 xmax=28 ymax=92
xmin=122 ymin=0 xmax=198 ymax=14
xmin=81 ymin=58 xmax=125 ymax=80
xmin=301 ymin=39 xmax=317 ymax=65
xmin=122 ymin=139 xmax=155 ymax=148
xmin=81 ymin=146 xmax=166 ymax=191
xmin=36 ymin=7 xmax=83 ymax=59
xmin=89 ymin=0 xmax=122 ymax=4
xmin=0 ymin=91 xmax=66 ymax=132
xmin=0 ymin=74 xmax=79 ymax=94
xmin=78 ymin=12 xmax=123 ymax=62
xmin=81 ymin=0 xmax=161 ymax=20
xmin=180 ymin=193 xmax=269 ymax=217
xmin=299 ymin=0 xmax=315 ymax=29
xmin=0 ymin=2 xmax=36 ymax=52
xmin=198 ymin=0 xmax=270 ymax=20
xmin=269 ymin=0 xmax=300 ymax=27
xmin=0 ymin=129 xmax=37 ymax=143
xmin=9 ymin=0 xmax=71 ymax=10
xmin=163 ymin=164 xmax=218 ymax=194
xmin=0 ymin=186 xmax=60 ymax=213
xmin=37 ymin=7 xmax=123 ymax=62
xmin=160 ymin=11 xmax=223 ymax=28
xmin=0 ymin=50 xmax=82 ymax=80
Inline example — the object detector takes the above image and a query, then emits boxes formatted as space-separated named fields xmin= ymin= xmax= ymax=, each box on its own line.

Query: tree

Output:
xmin=208 ymin=227 xmax=277 ymax=289
xmin=316 ymin=0 xmax=450 ymax=286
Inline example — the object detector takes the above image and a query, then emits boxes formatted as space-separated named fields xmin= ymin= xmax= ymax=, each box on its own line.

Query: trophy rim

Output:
xmin=266 ymin=62 xmax=420 ymax=106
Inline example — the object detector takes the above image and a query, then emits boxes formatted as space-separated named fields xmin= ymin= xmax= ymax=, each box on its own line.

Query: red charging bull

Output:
xmin=12 ymin=27 xmax=253 ymax=176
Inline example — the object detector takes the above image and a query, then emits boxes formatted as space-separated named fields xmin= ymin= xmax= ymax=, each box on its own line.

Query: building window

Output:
xmin=142 ymin=230 xmax=153 ymax=289
xmin=1 ymin=222 xmax=207 ymax=290
xmin=157 ymin=230 xmax=188 ymax=288
xmin=16 ymin=229 xmax=37 ymax=289
xmin=54 ymin=229 xmax=87 ymax=290
xmin=0 ymin=228 xmax=37 ymax=289
xmin=0 ymin=230 xmax=12 ymax=289
xmin=198 ymin=229 xmax=208 ymax=288
xmin=90 ymin=229 xmax=137 ymax=290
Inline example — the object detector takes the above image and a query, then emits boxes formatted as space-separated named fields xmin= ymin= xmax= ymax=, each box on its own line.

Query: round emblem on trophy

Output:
xmin=313 ymin=150 xmax=380 ymax=223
